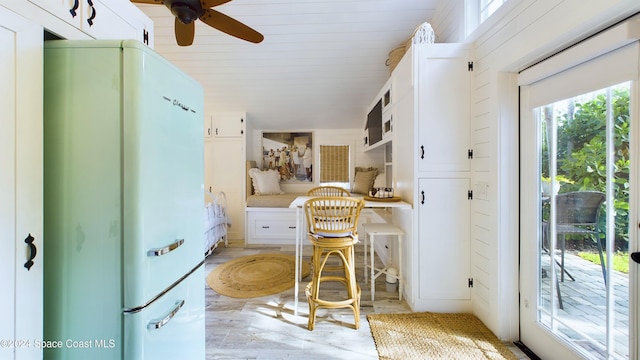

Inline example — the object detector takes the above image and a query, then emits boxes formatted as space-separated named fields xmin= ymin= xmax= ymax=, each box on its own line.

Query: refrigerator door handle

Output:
xmin=147 ymin=300 xmax=185 ymax=330
xmin=147 ymin=239 xmax=185 ymax=257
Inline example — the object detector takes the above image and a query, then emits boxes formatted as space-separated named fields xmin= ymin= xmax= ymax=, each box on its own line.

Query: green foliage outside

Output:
xmin=541 ymin=86 xmax=630 ymax=254
xmin=578 ymin=252 xmax=629 ymax=274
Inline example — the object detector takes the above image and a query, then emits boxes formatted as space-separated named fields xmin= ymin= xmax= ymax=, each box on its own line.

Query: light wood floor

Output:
xmin=204 ymin=239 xmax=529 ymax=359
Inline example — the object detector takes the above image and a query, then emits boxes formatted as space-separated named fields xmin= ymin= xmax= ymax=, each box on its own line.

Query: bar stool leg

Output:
xmin=370 ymin=233 xmax=376 ymax=302
xmin=363 ymin=231 xmax=368 ymax=284
xmin=398 ymin=235 xmax=403 ymax=301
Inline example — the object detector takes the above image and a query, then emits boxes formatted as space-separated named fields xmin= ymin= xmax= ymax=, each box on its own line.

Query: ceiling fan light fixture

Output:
xmin=170 ymin=2 xmax=202 ymax=24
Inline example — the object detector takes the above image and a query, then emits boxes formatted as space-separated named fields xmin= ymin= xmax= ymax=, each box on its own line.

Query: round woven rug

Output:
xmin=206 ymin=253 xmax=310 ymax=298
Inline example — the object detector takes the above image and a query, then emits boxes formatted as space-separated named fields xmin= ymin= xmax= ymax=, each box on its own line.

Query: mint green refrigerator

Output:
xmin=43 ymin=40 xmax=205 ymax=360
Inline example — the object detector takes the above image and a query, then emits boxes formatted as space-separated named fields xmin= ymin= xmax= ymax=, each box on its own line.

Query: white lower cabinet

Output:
xmin=246 ymin=209 xmax=297 ymax=245
xmin=417 ymin=178 xmax=471 ymax=305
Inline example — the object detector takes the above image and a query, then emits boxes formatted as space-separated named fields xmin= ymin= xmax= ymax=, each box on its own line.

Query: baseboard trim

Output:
xmin=513 ymin=341 xmax=541 ymax=360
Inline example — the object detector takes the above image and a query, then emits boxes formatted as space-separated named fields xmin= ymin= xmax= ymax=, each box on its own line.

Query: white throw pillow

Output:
xmin=248 ymin=168 xmax=284 ymax=195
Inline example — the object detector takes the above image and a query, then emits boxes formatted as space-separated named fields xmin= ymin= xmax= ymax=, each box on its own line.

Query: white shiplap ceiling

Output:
xmin=133 ymin=0 xmax=438 ymax=130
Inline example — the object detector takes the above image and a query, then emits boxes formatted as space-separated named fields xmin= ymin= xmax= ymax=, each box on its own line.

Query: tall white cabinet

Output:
xmin=392 ymin=43 xmax=472 ymax=312
xmin=0 ymin=7 xmax=43 ymax=359
xmin=204 ymin=112 xmax=246 ymax=240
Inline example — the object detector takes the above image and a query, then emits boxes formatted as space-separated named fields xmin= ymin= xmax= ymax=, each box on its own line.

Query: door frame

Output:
xmin=518 ymin=17 xmax=640 ymax=359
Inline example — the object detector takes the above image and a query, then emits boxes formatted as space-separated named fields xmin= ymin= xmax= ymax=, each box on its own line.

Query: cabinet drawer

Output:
xmin=246 ymin=209 xmax=297 ymax=245
xmin=254 ymin=219 xmax=297 ymax=237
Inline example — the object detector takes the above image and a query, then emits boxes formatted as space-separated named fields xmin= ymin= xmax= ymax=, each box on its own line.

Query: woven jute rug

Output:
xmin=367 ymin=312 xmax=518 ymax=360
xmin=206 ymin=253 xmax=310 ymax=298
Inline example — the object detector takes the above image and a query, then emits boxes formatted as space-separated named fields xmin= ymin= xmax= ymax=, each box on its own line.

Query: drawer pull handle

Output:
xmin=262 ymin=226 xmax=270 ymax=229
xmin=288 ymin=226 xmax=296 ymax=229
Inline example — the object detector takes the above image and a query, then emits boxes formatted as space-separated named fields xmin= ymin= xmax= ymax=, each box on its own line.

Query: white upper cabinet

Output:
xmin=416 ymin=45 xmax=471 ymax=174
xmin=204 ymin=116 xmax=213 ymax=138
xmin=213 ymin=112 xmax=246 ymax=138
xmin=25 ymin=0 xmax=153 ymax=45
xmin=364 ymin=78 xmax=393 ymax=151
xmin=27 ymin=0 xmax=82 ymax=28
xmin=78 ymin=0 xmax=136 ymax=39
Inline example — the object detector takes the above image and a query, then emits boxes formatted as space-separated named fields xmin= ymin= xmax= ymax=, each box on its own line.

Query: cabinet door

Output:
xmin=80 ymin=0 xmax=136 ymax=40
xmin=417 ymin=45 xmax=470 ymax=173
xmin=0 ymin=9 xmax=43 ymax=360
xmin=213 ymin=112 xmax=245 ymax=137
xmin=27 ymin=0 xmax=82 ymax=28
xmin=208 ymin=138 xmax=245 ymax=239
xmin=417 ymin=178 xmax=470 ymax=301
xmin=121 ymin=2 xmax=154 ymax=47
xmin=204 ymin=116 xmax=213 ymax=138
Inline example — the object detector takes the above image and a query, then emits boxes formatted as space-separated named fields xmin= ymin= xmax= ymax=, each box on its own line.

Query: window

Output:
xmin=480 ymin=0 xmax=507 ymax=23
xmin=466 ymin=0 xmax=509 ymax=36
xmin=319 ymin=145 xmax=350 ymax=188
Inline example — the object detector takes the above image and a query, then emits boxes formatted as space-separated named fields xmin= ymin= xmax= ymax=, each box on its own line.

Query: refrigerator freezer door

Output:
xmin=121 ymin=41 xmax=205 ymax=309
xmin=124 ymin=265 xmax=205 ymax=359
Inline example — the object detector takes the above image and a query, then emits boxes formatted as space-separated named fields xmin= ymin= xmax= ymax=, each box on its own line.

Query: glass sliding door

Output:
xmin=537 ymin=84 xmax=630 ymax=359
xmin=519 ymin=35 xmax=639 ymax=360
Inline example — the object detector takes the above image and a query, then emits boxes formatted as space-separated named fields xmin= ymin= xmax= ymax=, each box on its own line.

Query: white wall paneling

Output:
xmin=431 ymin=0 xmax=640 ymax=341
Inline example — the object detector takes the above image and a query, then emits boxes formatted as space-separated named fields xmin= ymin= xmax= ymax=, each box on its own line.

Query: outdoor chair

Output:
xmin=544 ymin=191 xmax=606 ymax=309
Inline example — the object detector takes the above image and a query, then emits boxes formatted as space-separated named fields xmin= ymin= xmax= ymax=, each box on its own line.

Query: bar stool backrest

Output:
xmin=304 ymin=197 xmax=364 ymax=238
xmin=307 ymin=186 xmax=351 ymax=197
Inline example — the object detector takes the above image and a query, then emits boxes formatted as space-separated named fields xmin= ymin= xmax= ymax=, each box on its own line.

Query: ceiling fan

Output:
xmin=131 ymin=0 xmax=264 ymax=46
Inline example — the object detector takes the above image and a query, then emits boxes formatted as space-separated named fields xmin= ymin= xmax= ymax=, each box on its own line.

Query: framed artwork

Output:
xmin=261 ymin=131 xmax=313 ymax=183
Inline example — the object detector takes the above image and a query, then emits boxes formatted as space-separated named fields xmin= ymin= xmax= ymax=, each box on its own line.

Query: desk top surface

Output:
xmin=288 ymin=195 xmax=412 ymax=209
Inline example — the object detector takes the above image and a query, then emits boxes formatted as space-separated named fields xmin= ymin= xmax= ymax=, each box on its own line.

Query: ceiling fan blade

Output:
xmin=201 ymin=0 xmax=233 ymax=7
xmin=175 ymin=18 xmax=195 ymax=46
xmin=130 ymin=0 xmax=164 ymax=4
xmin=200 ymin=9 xmax=264 ymax=44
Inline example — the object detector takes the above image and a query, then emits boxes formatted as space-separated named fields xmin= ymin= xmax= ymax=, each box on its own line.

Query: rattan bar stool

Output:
xmin=303 ymin=196 xmax=364 ymax=330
